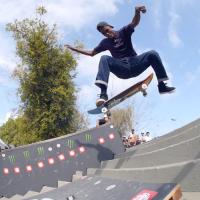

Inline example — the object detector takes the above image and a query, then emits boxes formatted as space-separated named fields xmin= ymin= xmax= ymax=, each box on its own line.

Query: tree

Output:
xmin=73 ymin=110 xmax=89 ymax=131
xmin=111 ymin=106 xmax=134 ymax=137
xmin=0 ymin=6 xmax=88 ymax=145
xmin=0 ymin=116 xmax=40 ymax=146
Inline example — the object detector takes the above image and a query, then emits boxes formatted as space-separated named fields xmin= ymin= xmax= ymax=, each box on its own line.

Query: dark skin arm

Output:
xmin=65 ymin=5 xmax=147 ymax=55
xmin=131 ymin=6 xmax=146 ymax=28
xmin=64 ymin=44 xmax=97 ymax=57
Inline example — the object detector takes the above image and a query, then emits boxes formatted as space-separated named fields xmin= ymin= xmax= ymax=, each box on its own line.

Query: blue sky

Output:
xmin=0 ymin=0 xmax=200 ymax=138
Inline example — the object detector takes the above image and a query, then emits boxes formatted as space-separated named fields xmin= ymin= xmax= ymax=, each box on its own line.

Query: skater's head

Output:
xmin=97 ymin=21 xmax=115 ymax=38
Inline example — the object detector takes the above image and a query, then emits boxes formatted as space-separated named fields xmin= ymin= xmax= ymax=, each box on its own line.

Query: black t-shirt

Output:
xmin=94 ymin=23 xmax=137 ymax=58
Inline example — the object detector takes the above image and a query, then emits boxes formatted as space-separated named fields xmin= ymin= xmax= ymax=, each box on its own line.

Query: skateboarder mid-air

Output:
xmin=65 ymin=5 xmax=175 ymax=106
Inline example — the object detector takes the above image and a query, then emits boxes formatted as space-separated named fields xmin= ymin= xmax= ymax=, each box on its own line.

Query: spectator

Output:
xmin=124 ymin=128 xmax=140 ymax=147
xmin=144 ymin=131 xmax=152 ymax=142
xmin=128 ymin=129 xmax=137 ymax=146
xmin=122 ymin=136 xmax=129 ymax=148
xmin=139 ymin=132 xmax=145 ymax=143
xmin=129 ymin=134 xmax=139 ymax=146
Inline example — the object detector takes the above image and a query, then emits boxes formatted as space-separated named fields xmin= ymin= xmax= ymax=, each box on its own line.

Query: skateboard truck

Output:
xmin=97 ymin=109 xmax=111 ymax=126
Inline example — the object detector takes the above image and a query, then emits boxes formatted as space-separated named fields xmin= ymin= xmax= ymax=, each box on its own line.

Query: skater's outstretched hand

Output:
xmin=64 ymin=44 xmax=96 ymax=57
xmin=135 ymin=6 xmax=146 ymax=14
xmin=131 ymin=5 xmax=146 ymax=28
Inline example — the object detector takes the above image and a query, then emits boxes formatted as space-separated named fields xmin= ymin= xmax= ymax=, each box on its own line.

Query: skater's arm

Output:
xmin=131 ymin=6 xmax=146 ymax=28
xmin=64 ymin=44 xmax=97 ymax=57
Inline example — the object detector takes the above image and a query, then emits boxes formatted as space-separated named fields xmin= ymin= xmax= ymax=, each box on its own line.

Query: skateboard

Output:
xmin=88 ymin=73 xmax=154 ymax=115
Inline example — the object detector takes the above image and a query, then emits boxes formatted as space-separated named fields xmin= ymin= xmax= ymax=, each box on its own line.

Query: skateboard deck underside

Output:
xmin=88 ymin=73 xmax=154 ymax=115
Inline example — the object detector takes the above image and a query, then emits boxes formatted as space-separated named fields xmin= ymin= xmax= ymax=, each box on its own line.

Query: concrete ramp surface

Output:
xmin=23 ymin=176 xmax=181 ymax=200
xmin=0 ymin=124 xmax=124 ymax=198
xmin=1 ymin=119 xmax=200 ymax=199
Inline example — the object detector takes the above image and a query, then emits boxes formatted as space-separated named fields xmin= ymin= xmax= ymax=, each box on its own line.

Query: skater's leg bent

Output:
xmin=147 ymin=50 xmax=168 ymax=82
xmin=95 ymin=55 xmax=131 ymax=105
xmin=95 ymin=55 xmax=131 ymax=88
xmin=95 ymin=55 xmax=112 ymax=88
xmin=129 ymin=50 xmax=175 ymax=94
xmin=129 ymin=50 xmax=168 ymax=82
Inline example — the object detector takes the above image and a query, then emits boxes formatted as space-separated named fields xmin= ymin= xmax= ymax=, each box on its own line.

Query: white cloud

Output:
xmin=0 ymin=0 xmax=122 ymax=30
xmin=0 ymin=109 xmax=18 ymax=125
xmin=167 ymin=0 xmax=199 ymax=48
xmin=0 ymin=56 xmax=16 ymax=72
xmin=0 ymin=0 xmax=123 ymax=76
xmin=46 ymin=0 xmax=122 ymax=30
xmin=0 ymin=30 xmax=17 ymax=72
xmin=0 ymin=0 xmax=123 ymax=72
xmin=0 ymin=75 xmax=8 ymax=85
xmin=185 ymin=66 xmax=200 ymax=86
xmin=151 ymin=0 xmax=162 ymax=29
xmin=170 ymin=0 xmax=198 ymax=8
xmin=4 ymin=112 xmax=12 ymax=122
xmin=0 ymin=112 xmax=10 ymax=125
xmin=0 ymin=0 xmax=36 ymax=24
xmin=168 ymin=12 xmax=183 ymax=48
xmin=77 ymin=53 xmax=105 ymax=78
xmin=0 ymin=77 xmax=4 ymax=84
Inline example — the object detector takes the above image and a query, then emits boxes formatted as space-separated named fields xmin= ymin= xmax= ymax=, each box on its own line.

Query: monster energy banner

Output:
xmin=0 ymin=124 xmax=124 ymax=198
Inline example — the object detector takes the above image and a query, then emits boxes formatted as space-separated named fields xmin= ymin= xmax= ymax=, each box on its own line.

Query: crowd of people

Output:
xmin=122 ymin=129 xmax=152 ymax=148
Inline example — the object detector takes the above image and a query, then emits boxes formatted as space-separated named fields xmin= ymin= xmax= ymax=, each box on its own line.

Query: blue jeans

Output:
xmin=95 ymin=50 xmax=169 ymax=88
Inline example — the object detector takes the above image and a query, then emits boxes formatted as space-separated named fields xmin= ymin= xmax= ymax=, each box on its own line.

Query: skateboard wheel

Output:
xmin=141 ymin=83 xmax=147 ymax=90
xmin=101 ymin=107 xmax=108 ymax=113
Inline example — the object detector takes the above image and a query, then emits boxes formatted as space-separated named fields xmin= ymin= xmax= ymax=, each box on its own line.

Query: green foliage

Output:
xmin=0 ymin=7 xmax=88 ymax=145
xmin=0 ymin=117 xmax=40 ymax=146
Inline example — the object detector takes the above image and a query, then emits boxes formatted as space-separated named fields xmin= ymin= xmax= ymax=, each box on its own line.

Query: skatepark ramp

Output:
xmin=88 ymin=118 xmax=200 ymax=199
xmin=1 ymin=119 xmax=200 ymax=199
xmin=0 ymin=124 xmax=124 ymax=198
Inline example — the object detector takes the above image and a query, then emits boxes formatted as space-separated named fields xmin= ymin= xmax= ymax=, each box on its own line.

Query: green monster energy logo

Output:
xmin=85 ymin=133 xmax=92 ymax=142
xmin=8 ymin=155 xmax=16 ymax=164
xmin=37 ymin=146 xmax=44 ymax=156
xmin=67 ymin=139 xmax=74 ymax=149
xmin=23 ymin=151 xmax=30 ymax=160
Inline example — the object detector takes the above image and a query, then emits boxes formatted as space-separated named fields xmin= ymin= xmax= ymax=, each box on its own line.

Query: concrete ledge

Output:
xmin=102 ymin=134 xmax=200 ymax=168
xmin=88 ymin=159 xmax=200 ymax=192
